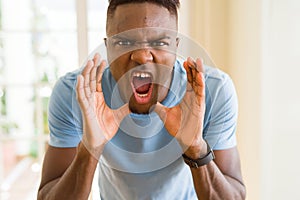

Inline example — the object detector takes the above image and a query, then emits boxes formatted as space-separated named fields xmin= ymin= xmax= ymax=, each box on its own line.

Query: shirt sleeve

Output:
xmin=203 ymin=70 xmax=238 ymax=150
xmin=48 ymin=74 xmax=83 ymax=148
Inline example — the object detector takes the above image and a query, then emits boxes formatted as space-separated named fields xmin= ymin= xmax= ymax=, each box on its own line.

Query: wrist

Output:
xmin=77 ymin=141 xmax=104 ymax=161
xmin=182 ymin=139 xmax=215 ymax=168
xmin=184 ymin=139 xmax=208 ymax=159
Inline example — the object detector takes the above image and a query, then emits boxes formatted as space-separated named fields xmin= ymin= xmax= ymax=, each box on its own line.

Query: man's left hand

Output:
xmin=154 ymin=57 xmax=207 ymax=159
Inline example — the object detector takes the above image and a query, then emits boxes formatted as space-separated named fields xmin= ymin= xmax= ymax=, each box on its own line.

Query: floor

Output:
xmin=0 ymin=157 xmax=100 ymax=200
xmin=0 ymin=157 xmax=41 ymax=200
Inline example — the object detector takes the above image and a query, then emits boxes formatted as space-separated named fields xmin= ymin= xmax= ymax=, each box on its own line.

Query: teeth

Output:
xmin=133 ymin=72 xmax=151 ymax=78
xmin=136 ymin=93 xmax=148 ymax=98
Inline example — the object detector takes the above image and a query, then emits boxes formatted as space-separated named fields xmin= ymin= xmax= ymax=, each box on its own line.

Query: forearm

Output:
xmin=38 ymin=142 xmax=102 ymax=200
xmin=190 ymin=161 xmax=246 ymax=200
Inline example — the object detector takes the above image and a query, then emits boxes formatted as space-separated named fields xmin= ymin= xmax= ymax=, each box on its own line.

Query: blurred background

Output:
xmin=0 ymin=0 xmax=299 ymax=200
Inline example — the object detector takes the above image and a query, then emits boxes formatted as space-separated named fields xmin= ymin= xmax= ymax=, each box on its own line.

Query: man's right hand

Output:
xmin=76 ymin=53 xmax=130 ymax=158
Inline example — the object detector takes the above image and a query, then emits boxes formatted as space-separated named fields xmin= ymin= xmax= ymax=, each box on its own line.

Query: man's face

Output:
xmin=106 ymin=3 xmax=178 ymax=114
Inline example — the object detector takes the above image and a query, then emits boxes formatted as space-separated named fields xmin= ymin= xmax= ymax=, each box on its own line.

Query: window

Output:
xmin=0 ymin=0 xmax=107 ymax=199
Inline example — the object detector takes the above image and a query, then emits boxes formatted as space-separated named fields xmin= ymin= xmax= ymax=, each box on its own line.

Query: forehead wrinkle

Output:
xmin=110 ymin=28 xmax=176 ymax=42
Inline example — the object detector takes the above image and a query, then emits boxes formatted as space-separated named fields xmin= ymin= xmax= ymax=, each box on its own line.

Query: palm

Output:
xmin=76 ymin=54 xmax=129 ymax=151
xmin=94 ymin=92 xmax=126 ymax=141
xmin=155 ymin=58 xmax=205 ymax=151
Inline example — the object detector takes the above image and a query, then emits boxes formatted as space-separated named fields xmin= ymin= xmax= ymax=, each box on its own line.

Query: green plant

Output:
xmin=0 ymin=119 xmax=18 ymax=134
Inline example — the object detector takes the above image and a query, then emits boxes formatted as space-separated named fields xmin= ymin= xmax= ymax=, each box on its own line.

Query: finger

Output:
xmin=196 ymin=58 xmax=204 ymax=73
xmin=189 ymin=57 xmax=200 ymax=72
xmin=82 ymin=60 xmax=94 ymax=99
xmin=93 ymin=53 xmax=101 ymax=67
xmin=90 ymin=54 xmax=101 ymax=93
xmin=183 ymin=60 xmax=192 ymax=84
xmin=183 ymin=59 xmax=193 ymax=92
xmin=76 ymin=75 xmax=89 ymax=110
xmin=96 ymin=60 xmax=107 ymax=92
xmin=90 ymin=65 xmax=97 ymax=93
xmin=196 ymin=58 xmax=205 ymax=101
xmin=194 ymin=58 xmax=205 ymax=98
xmin=186 ymin=58 xmax=205 ymax=96
xmin=182 ymin=58 xmax=205 ymax=107
xmin=186 ymin=57 xmax=198 ymax=89
xmin=187 ymin=57 xmax=199 ymax=72
xmin=188 ymin=58 xmax=205 ymax=106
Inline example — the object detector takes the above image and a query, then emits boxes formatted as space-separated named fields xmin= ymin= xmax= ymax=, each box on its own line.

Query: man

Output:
xmin=38 ymin=0 xmax=246 ymax=199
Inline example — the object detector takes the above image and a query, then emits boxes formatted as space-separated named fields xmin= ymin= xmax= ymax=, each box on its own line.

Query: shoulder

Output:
xmin=48 ymin=69 xmax=83 ymax=147
xmin=175 ymin=59 xmax=234 ymax=93
xmin=53 ymin=69 xmax=81 ymax=92
xmin=204 ymin=65 xmax=232 ymax=88
xmin=175 ymin=59 xmax=231 ymax=82
xmin=202 ymin=67 xmax=238 ymax=149
xmin=203 ymin=66 xmax=236 ymax=103
xmin=48 ymin=69 xmax=82 ymax=119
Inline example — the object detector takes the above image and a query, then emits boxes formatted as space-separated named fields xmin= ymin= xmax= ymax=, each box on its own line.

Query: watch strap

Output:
xmin=182 ymin=140 xmax=215 ymax=168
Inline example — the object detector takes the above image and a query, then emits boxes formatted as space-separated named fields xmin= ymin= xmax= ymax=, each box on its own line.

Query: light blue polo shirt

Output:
xmin=48 ymin=59 xmax=238 ymax=200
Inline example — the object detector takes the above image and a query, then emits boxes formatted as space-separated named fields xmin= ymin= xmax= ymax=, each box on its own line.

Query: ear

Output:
xmin=176 ymin=37 xmax=180 ymax=47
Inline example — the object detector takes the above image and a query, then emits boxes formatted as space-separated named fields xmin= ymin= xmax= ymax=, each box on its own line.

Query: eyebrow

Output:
xmin=110 ymin=35 xmax=172 ymax=41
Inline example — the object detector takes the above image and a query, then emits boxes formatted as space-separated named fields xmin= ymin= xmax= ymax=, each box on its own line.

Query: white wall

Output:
xmin=227 ymin=1 xmax=262 ymax=199
xmin=261 ymin=0 xmax=300 ymax=199
xmin=180 ymin=0 xmax=300 ymax=199
xmin=228 ymin=0 xmax=300 ymax=199
xmin=179 ymin=1 xmax=261 ymax=199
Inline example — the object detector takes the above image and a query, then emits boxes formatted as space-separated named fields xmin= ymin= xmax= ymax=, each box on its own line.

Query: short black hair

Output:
xmin=107 ymin=0 xmax=180 ymax=19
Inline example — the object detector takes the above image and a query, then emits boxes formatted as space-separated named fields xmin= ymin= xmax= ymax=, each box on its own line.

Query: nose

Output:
xmin=130 ymin=48 xmax=153 ymax=64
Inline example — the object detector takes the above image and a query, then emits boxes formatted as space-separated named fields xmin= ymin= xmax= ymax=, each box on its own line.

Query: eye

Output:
xmin=115 ymin=40 xmax=133 ymax=46
xmin=150 ymin=41 xmax=169 ymax=47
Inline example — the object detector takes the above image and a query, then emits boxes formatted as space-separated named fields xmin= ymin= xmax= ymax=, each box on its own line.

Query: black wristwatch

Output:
xmin=182 ymin=140 xmax=215 ymax=168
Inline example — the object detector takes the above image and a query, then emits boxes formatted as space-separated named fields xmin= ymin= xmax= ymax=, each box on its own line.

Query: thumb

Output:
xmin=153 ymin=102 xmax=168 ymax=122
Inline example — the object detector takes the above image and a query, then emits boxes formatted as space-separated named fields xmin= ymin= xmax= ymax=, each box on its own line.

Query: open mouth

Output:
xmin=130 ymin=71 xmax=154 ymax=104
